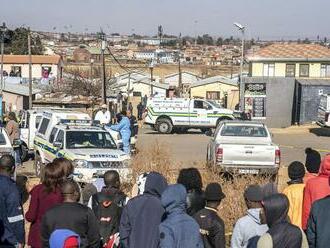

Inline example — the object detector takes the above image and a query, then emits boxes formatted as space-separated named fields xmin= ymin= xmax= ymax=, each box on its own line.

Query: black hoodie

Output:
xmin=119 ymin=172 xmax=168 ymax=248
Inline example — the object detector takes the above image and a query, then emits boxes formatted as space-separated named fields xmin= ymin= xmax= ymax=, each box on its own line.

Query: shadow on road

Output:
xmin=144 ymin=131 xmax=205 ymax=135
xmin=309 ymin=127 xmax=330 ymax=137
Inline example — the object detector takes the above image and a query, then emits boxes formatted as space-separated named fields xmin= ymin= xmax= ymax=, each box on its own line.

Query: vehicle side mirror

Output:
xmin=53 ymin=141 xmax=63 ymax=149
xmin=205 ymin=130 xmax=213 ymax=137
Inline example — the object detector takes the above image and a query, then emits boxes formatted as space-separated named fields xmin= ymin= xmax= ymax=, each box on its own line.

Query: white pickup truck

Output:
xmin=206 ymin=121 xmax=280 ymax=175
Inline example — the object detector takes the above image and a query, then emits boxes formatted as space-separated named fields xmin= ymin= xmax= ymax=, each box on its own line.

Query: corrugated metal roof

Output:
xmin=3 ymin=84 xmax=43 ymax=96
xmin=190 ymin=75 xmax=238 ymax=88
xmin=297 ymin=79 xmax=330 ymax=86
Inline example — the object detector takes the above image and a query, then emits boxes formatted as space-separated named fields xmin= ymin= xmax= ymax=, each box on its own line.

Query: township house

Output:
xmin=245 ymin=43 xmax=330 ymax=127
xmin=1 ymin=55 xmax=63 ymax=81
xmin=73 ymin=45 xmax=110 ymax=63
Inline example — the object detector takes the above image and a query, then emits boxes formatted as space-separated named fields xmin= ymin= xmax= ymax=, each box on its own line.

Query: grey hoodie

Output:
xmin=231 ymin=208 xmax=268 ymax=248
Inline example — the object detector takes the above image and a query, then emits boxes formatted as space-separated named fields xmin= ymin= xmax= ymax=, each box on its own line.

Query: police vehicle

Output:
xmin=145 ymin=98 xmax=235 ymax=134
xmin=34 ymin=109 xmax=131 ymax=183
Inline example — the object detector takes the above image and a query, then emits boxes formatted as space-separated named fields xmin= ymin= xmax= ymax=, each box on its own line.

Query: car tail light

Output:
xmin=275 ymin=149 xmax=281 ymax=165
xmin=325 ymin=112 xmax=329 ymax=121
xmin=216 ymin=147 xmax=223 ymax=163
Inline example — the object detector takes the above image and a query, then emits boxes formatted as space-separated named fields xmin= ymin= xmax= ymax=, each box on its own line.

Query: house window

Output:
xmin=206 ymin=91 xmax=221 ymax=100
xmin=10 ymin=66 xmax=22 ymax=77
xmin=263 ymin=63 xmax=275 ymax=77
xmin=321 ymin=64 xmax=330 ymax=78
xmin=286 ymin=64 xmax=296 ymax=77
xmin=299 ymin=64 xmax=310 ymax=77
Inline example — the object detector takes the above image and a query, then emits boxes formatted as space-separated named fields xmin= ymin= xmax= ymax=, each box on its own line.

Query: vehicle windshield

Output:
xmin=66 ymin=131 xmax=117 ymax=149
xmin=220 ymin=125 xmax=268 ymax=137
xmin=0 ymin=133 xmax=7 ymax=145
xmin=207 ymin=100 xmax=222 ymax=108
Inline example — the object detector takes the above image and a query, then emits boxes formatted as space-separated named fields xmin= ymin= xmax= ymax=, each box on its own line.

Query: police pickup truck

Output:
xmin=34 ymin=109 xmax=131 ymax=183
xmin=145 ymin=98 xmax=235 ymax=134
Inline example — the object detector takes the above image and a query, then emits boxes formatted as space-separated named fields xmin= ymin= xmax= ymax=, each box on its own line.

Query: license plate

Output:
xmin=239 ymin=169 xmax=259 ymax=174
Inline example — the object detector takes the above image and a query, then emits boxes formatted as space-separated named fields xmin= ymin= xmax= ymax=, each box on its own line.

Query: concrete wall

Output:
xmin=190 ymin=82 xmax=238 ymax=98
xmin=2 ymin=92 xmax=24 ymax=112
xmin=244 ymin=77 xmax=296 ymax=127
xmin=251 ymin=62 xmax=329 ymax=78
xmin=299 ymin=84 xmax=330 ymax=123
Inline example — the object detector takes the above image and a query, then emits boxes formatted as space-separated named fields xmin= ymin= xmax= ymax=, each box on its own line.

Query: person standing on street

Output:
xmin=25 ymin=162 xmax=64 ymax=248
xmin=120 ymin=172 xmax=168 ymax=248
xmin=6 ymin=112 xmax=21 ymax=169
xmin=0 ymin=155 xmax=25 ymax=247
xmin=257 ymin=194 xmax=308 ymax=248
xmin=94 ymin=104 xmax=111 ymax=125
xmin=159 ymin=184 xmax=204 ymax=248
xmin=302 ymin=154 xmax=330 ymax=230
xmin=304 ymin=148 xmax=321 ymax=183
xmin=110 ymin=111 xmax=131 ymax=154
xmin=137 ymin=102 xmax=143 ymax=120
xmin=306 ymin=190 xmax=330 ymax=247
xmin=126 ymin=110 xmax=138 ymax=151
xmin=231 ymin=185 xmax=268 ymax=248
xmin=177 ymin=168 xmax=205 ymax=216
xmin=282 ymin=161 xmax=305 ymax=228
xmin=41 ymin=180 xmax=100 ymax=248
xmin=194 ymin=183 xmax=226 ymax=248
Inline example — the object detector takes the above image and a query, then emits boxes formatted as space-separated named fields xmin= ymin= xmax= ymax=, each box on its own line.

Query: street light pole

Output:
xmin=28 ymin=28 xmax=33 ymax=109
xmin=0 ymin=22 xmax=6 ymax=97
xmin=149 ymin=61 xmax=154 ymax=96
xmin=100 ymin=32 xmax=107 ymax=104
xmin=234 ymin=22 xmax=246 ymax=112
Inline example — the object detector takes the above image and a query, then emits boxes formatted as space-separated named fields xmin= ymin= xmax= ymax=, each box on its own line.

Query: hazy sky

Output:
xmin=1 ymin=0 xmax=329 ymax=39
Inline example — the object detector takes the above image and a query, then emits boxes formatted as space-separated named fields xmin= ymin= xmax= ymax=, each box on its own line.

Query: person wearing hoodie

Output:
xmin=49 ymin=229 xmax=80 ymax=248
xmin=194 ymin=183 xmax=226 ymax=248
xmin=282 ymin=161 xmax=305 ymax=228
xmin=302 ymin=154 xmax=330 ymax=230
xmin=159 ymin=184 xmax=204 ymax=248
xmin=231 ymin=185 xmax=268 ymax=248
xmin=304 ymin=148 xmax=321 ymax=183
xmin=257 ymin=194 xmax=308 ymax=248
xmin=119 ymin=172 xmax=168 ymax=248
xmin=306 ymin=194 xmax=330 ymax=248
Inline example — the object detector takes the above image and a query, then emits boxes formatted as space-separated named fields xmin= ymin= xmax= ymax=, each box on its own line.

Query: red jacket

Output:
xmin=25 ymin=184 xmax=63 ymax=248
xmin=302 ymin=154 xmax=330 ymax=230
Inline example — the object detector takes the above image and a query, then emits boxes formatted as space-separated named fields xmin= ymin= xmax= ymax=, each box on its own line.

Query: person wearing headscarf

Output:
xmin=257 ymin=194 xmax=308 ymax=248
xmin=304 ymin=148 xmax=321 ymax=183
xmin=282 ymin=161 xmax=305 ymax=228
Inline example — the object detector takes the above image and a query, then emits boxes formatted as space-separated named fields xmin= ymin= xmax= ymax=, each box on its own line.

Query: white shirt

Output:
xmin=94 ymin=110 xmax=111 ymax=124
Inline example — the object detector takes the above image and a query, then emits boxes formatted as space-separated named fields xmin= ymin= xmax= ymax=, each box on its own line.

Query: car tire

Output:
xmin=20 ymin=144 xmax=28 ymax=162
xmin=157 ymin=118 xmax=173 ymax=134
xmin=34 ymin=153 xmax=44 ymax=178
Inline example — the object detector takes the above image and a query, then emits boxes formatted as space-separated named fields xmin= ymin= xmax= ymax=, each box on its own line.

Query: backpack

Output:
xmin=91 ymin=191 xmax=124 ymax=247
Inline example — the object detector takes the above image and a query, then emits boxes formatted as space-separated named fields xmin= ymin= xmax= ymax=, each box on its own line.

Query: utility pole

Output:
xmin=127 ymin=72 xmax=131 ymax=103
xmin=100 ymin=32 xmax=106 ymax=104
xmin=178 ymin=33 xmax=182 ymax=97
xmin=28 ymin=28 xmax=33 ymax=109
xmin=0 ymin=22 xmax=6 ymax=101
xmin=149 ymin=61 xmax=154 ymax=96
xmin=90 ymin=58 xmax=94 ymax=82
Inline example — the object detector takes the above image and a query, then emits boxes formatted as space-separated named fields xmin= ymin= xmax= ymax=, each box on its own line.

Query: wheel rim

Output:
xmin=159 ymin=123 xmax=169 ymax=133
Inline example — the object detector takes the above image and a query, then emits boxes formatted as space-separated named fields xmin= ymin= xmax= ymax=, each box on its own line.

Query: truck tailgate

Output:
xmin=221 ymin=143 xmax=276 ymax=165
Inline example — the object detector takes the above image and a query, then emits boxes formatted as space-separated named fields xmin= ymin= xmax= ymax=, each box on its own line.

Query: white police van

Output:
xmin=34 ymin=109 xmax=131 ymax=183
xmin=145 ymin=98 xmax=235 ymax=134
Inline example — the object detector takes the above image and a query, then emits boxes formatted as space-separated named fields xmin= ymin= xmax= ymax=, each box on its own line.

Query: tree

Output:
xmin=4 ymin=27 xmax=44 ymax=55
xmin=197 ymin=36 xmax=204 ymax=45
xmin=202 ymin=34 xmax=214 ymax=45
xmin=216 ymin=37 xmax=223 ymax=46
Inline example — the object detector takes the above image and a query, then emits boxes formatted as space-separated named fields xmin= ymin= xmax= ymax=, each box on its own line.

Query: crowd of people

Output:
xmin=1 ymin=147 xmax=330 ymax=248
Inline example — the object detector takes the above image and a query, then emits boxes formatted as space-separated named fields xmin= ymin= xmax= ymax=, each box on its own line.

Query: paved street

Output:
xmin=137 ymin=124 xmax=330 ymax=166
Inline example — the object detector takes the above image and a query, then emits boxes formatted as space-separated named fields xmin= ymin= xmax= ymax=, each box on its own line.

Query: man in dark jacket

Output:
xmin=159 ymin=184 xmax=204 ymax=248
xmin=194 ymin=183 xmax=226 ymax=248
xmin=127 ymin=110 xmax=138 ymax=137
xmin=307 ymin=195 xmax=330 ymax=248
xmin=0 ymin=155 xmax=25 ymax=247
xmin=41 ymin=180 xmax=100 ymax=248
xmin=119 ymin=172 xmax=168 ymax=248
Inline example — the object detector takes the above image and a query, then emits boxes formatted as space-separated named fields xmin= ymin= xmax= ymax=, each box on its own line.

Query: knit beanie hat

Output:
xmin=205 ymin=183 xmax=225 ymax=201
xmin=288 ymin=161 xmax=305 ymax=180
xmin=305 ymin=148 xmax=321 ymax=173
